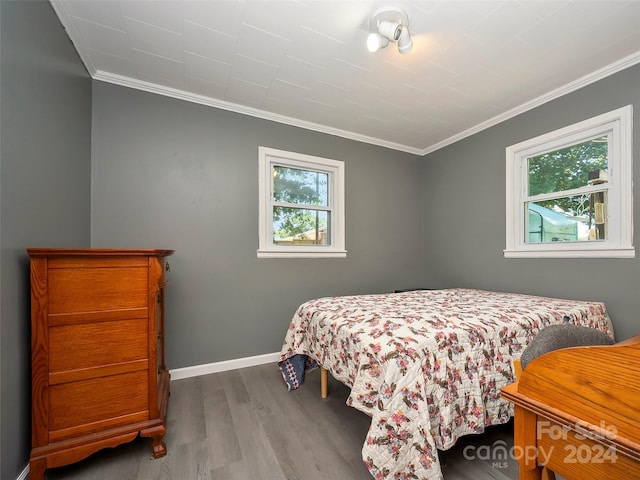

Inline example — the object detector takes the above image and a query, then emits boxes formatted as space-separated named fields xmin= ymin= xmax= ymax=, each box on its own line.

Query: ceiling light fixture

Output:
xmin=367 ymin=6 xmax=413 ymax=54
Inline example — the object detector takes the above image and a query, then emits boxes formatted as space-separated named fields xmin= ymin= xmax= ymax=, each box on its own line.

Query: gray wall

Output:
xmin=421 ymin=63 xmax=640 ymax=342
xmin=0 ymin=1 xmax=91 ymax=478
xmin=3 ymin=1 xmax=639 ymax=476
xmin=90 ymin=81 xmax=425 ymax=368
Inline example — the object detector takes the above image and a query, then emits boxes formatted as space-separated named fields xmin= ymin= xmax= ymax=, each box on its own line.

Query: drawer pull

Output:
xmin=165 ymin=262 xmax=171 ymax=272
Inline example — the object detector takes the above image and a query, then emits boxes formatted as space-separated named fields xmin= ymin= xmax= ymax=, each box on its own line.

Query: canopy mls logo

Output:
xmin=463 ymin=420 xmax=618 ymax=468
xmin=462 ymin=439 xmax=515 ymax=469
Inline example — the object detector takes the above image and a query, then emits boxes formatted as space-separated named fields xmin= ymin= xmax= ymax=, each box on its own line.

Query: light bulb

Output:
xmin=367 ymin=33 xmax=389 ymax=53
xmin=397 ymin=26 xmax=413 ymax=54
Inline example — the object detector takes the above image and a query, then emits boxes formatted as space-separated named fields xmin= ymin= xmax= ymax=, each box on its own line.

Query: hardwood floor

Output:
xmin=45 ymin=364 xmax=529 ymax=480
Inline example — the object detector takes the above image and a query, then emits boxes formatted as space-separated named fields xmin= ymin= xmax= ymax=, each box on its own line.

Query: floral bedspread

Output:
xmin=278 ymin=288 xmax=613 ymax=480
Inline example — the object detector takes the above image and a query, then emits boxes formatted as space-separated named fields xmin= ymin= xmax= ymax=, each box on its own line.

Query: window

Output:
xmin=505 ymin=105 xmax=633 ymax=258
xmin=258 ymin=147 xmax=346 ymax=258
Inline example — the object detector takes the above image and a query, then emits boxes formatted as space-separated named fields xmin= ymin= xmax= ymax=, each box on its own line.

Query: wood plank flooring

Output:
xmin=45 ymin=364 xmax=532 ymax=480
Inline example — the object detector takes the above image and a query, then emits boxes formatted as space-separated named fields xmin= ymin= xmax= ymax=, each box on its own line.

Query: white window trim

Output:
xmin=258 ymin=146 xmax=346 ymax=258
xmin=505 ymin=105 xmax=634 ymax=258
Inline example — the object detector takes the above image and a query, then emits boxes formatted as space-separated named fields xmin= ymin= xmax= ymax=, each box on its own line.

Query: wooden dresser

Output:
xmin=501 ymin=335 xmax=640 ymax=480
xmin=27 ymin=248 xmax=174 ymax=480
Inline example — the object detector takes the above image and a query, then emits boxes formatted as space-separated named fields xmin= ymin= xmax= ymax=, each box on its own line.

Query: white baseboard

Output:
xmin=17 ymin=465 xmax=29 ymax=480
xmin=14 ymin=354 xmax=281 ymax=480
xmin=169 ymin=351 xmax=281 ymax=380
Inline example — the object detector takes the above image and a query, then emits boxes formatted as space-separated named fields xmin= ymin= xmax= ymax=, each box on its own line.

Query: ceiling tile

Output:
xmin=276 ymin=55 xmax=325 ymax=87
xmin=71 ymin=16 xmax=130 ymax=57
xmin=241 ymin=0 xmax=309 ymax=40
xmin=226 ymin=76 xmax=268 ymax=106
xmin=131 ymin=48 xmax=184 ymax=85
xmin=119 ymin=0 xmax=184 ymax=33
xmin=184 ymin=51 xmax=232 ymax=86
xmin=123 ymin=16 xmax=183 ymax=61
xmin=184 ymin=75 xmax=228 ymax=99
xmin=469 ymin=1 xmax=541 ymax=50
xmin=183 ymin=20 xmax=238 ymax=65
xmin=88 ymin=48 xmax=138 ymax=77
xmin=231 ymin=54 xmax=279 ymax=88
xmin=234 ymin=23 xmax=291 ymax=66
xmin=64 ymin=0 xmax=127 ymax=30
xmin=183 ymin=0 xmax=246 ymax=37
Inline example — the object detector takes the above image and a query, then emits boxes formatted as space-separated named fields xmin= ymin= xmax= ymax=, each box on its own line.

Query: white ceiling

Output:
xmin=51 ymin=0 xmax=640 ymax=155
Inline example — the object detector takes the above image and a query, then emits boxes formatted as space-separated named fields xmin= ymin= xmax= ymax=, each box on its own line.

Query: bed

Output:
xmin=278 ymin=288 xmax=614 ymax=480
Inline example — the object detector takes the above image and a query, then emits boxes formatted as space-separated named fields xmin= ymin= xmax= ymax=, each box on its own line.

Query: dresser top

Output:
xmin=27 ymin=248 xmax=174 ymax=257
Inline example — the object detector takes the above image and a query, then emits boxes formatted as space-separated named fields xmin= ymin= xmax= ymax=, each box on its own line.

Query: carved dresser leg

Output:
xmin=151 ymin=437 xmax=167 ymax=458
xmin=29 ymin=458 xmax=46 ymax=480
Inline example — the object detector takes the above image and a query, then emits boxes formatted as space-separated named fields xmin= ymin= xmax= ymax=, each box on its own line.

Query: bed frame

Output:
xmin=281 ymin=288 xmax=614 ymax=480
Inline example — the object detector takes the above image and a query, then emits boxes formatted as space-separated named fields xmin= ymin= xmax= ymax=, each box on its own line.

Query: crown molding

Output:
xmin=92 ymin=70 xmax=423 ymax=155
xmin=420 ymin=49 xmax=640 ymax=156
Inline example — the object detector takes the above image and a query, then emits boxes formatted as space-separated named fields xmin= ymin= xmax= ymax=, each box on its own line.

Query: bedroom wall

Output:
xmin=0 ymin=1 xmax=92 ymax=478
xmin=421 ymin=62 xmax=640 ymax=342
xmin=90 ymin=81 xmax=424 ymax=369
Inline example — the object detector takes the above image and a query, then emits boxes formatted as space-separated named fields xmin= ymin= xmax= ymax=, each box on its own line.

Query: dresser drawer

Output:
xmin=49 ymin=370 xmax=149 ymax=442
xmin=49 ymin=318 xmax=148 ymax=375
xmin=48 ymin=266 xmax=148 ymax=314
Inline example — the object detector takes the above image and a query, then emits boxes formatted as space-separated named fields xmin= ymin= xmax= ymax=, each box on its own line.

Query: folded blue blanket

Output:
xmin=278 ymin=354 xmax=318 ymax=390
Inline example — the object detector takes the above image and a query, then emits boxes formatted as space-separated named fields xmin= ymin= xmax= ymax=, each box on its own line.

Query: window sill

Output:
xmin=504 ymin=246 xmax=635 ymax=258
xmin=257 ymin=249 xmax=347 ymax=259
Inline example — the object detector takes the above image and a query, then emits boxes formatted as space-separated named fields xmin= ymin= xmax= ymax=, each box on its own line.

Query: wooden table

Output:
xmin=501 ymin=335 xmax=640 ymax=480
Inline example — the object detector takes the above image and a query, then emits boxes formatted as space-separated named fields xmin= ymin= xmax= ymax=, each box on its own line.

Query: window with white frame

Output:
xmin=505 ymin=105 xmax=634 ymax=258
xmin=258 ymin=147 xmax=346 ymax=258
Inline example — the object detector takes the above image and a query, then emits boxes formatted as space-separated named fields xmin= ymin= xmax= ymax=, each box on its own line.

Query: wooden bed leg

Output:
xmin=320 ymin=367 xmax=328 ymax=399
